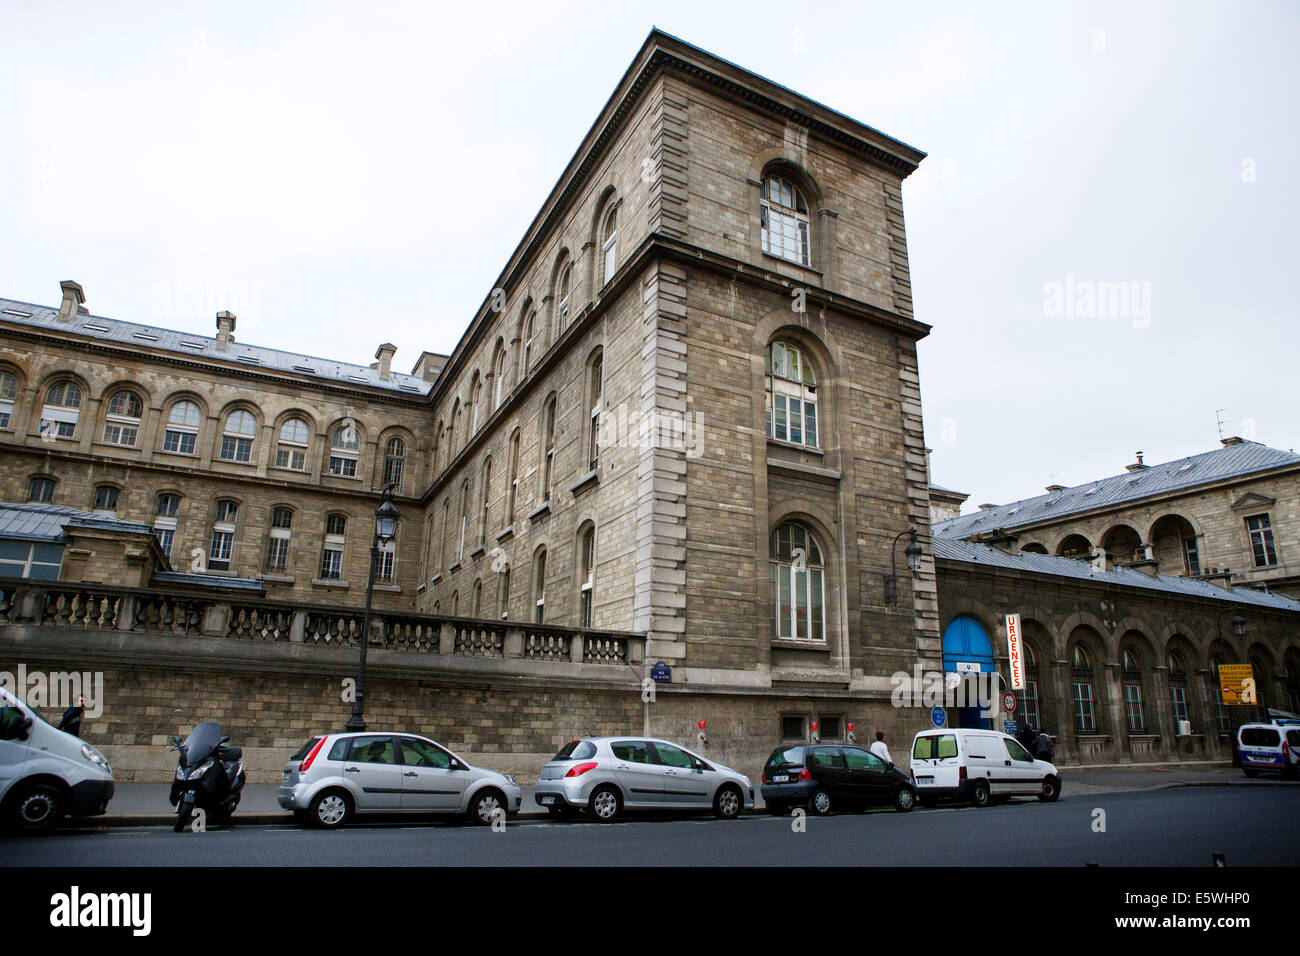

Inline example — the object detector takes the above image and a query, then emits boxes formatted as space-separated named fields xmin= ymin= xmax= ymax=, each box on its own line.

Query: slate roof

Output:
xmin=0 ymin=502 xmax=154 ymax=541
xmin=933 ymin=441 xmax=1300 ymax=540
xmin=933 ymin=536 xmax=1300 ymax=614
xmin=0 ymin=295 xmax=433 ymax=396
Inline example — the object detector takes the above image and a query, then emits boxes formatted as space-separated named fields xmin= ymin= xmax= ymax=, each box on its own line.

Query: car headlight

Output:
xmin=187 ymin=758 xmax=215 ymax=780
xmin=502 ymin=774 xmax=518 ymax=787
xmin=80 ymin=743 xmax=111 ymax=772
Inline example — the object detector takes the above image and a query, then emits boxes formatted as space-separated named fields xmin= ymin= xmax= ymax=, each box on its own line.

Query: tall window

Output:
xmin=472 ymin=578 xmax=483 ymax=617
xmin=540 ymin=395 xmax=556 ymax=502
xmin=163 ymin=400 xmax=201 ymax=455
xmin=1072 ymin=645 xmax=1097 ymax=733
xmin=431 ymin=421 xmax=442 ymax=476
xmin=448 ymin=402 xmax=460 ymax=456
xmin=0 ymin=370 xmax=17 ymax=429
xmin=209 ymin=500 xmax=238 ymax=571
xmin=1212 ymin=656 xmax=1231 ymax=733
xmin=1245 ymin=514 xmax=1277 ymax=567
xmin=492 ymin=343 xmax=508 ymax=410
xmin=769 ymin=522 xmax=825 ymax=642
xmin=766 ymin=342 xmax=818 ymax=448
xmin=92 ymin=485 xmax=119 ymax=514
xmin=383 ymin=437 xmax=406 ymax=489
xmin=1016 ymin=643 xmax=1042 ymax=729
xmin=533 ymin=547 xmax=547 ymax=624
xmin=601 ymin=206 xmax=618 ymax=286
xmin=440 ymin=498 xmax=452 ymax=569
xmin=266 ymin=507 xmax=293 ymax=572
xmin=479 ymin=458 xmax=492 ymax=547
xmin=320 ymin=514 xmax=346 ymax=580
xmin=555 ymin=262 xmax=573 ymax=334
xmin=523 ymin=311 xmax=537 ymax=376
xmin=219 ymin=410 xmax=257 ymax=462
xmin=101 ymin=390 xmax=143 ymax=446
xmin=1168 ymin=651 xmax=1189 ymax=726
xmin=1122 ymin=649 xmax=1145 ymax=732
xmin=761 ymin=175 xmax=810 ymax=266
xmin=275 ymin=418 xmax=310 ymax=471
xmin=41 ymin=381 xmax=82 ymax=439
xmin=377 ymin=540 xmax=395 ymax=583
xmin=498 ymin=568 xmax=511 ymax=620
xmin=154 ymin=493 xmax=181 ymax=559
xmin=27 ymin=476 xmax=55 ymax=503
xmin=469 ymin=373 xmax=482 ymax=435
xmin=506 ymin=429 xmax=521 ymax=525
xmin=328 ymin=423 xmax=360 ymax=477
xmin=587 ymin=352 xmax=603 ymax=472
xmin=578 ymin=525 xmax=595 ymax=628
xmin=457 ymin=479 xmax=471 ymax=562
xmin=1182 ymin=536 xmax=1201 ymax=576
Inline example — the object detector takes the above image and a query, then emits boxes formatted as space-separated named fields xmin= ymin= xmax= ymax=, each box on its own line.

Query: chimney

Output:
xmin=411 ymin=351 xmax=449 ymax=383
xmin=374 ymin=343 xmax=397 ymax=382
xmin=1092 ymin=549 xmax=1115 ymax=573
xmin=1125 ymin=451 xmax=1149 ymax=472
xmin=215 ymin=311 xmax=236 ymax=351
xmin=57 ymin=280 xmax=85 ymax=322
xmin=1221 ymin=436 xmax=1244 ymax=446
xmin=1045 ymin=484 xmax=1065 ymax=493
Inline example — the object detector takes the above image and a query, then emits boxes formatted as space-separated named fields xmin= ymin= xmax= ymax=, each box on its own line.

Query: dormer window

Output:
xmin=761 ymin=175 xmax=810 ymax=266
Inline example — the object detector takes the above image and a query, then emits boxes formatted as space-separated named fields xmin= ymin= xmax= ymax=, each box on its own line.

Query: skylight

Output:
xmin=1 ymin=308 xmax=33 ymax=318
xmin=82 ymin=323 xmax=109 ymax=333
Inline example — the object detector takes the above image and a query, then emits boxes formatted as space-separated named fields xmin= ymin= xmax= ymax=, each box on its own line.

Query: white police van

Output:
xmin=909 ymin=727 xmax=1061 ymax=807
xmin=0 ymin=685 xmax=115 ymax=833
xmin=1237 ymin=720 xmax=1300 ymax=777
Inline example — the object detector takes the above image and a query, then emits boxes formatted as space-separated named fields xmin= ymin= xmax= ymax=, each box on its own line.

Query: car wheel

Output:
xmin=808 ymin=787 xmax=832 ymax=816
xmin=471 ymin=788 xmax=507 ymax=826
xmin=589 ymin=785 xmax=622 ymax=823
xmin=895 ymin=786 xmax=917 ymax=813
xmin=9 ymin=783 xmax=64 ymax=834
xmin=309 ymin=789 xmax=352 ymax=829
xmin=1038 ymin=775 xmax=1061 ymax=802
xmin=713 ymin=784 xmax=743 ymax=820
xmin=970 ymin=779 xmax=991 ymax=808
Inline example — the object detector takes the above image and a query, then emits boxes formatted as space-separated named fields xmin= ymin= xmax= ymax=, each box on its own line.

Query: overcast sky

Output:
xmin=2 ymin=0 xmax=1295 ymax=510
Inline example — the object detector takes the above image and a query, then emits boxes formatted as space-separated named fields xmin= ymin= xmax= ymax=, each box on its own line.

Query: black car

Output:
xmin=761 ymin=743 xmax=916 ymax=815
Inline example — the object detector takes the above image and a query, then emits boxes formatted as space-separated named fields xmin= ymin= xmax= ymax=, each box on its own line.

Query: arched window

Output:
xmin=554 ymin=259 xmax=573 ymax=336
xmin=522 ymin=309 xmax=537 ymax=376
xmin=448 ymin=401 xmax=461 ymax=456
xmin=586 ymin=351 xmax=603 ymax=472
xmin=498 ymin=567 xmax=511 ymax=620
xmin=275 ymin=418 xmax=311 ymax=471
xmin=469 ymin=372 xmax=483 ymax=436
xmin=92 ymin=484 xmax=119 ymax=513
xmin=506 ymin=428 xmax=521 ymax=525
xmin=533 ymin=546 xmax=547 ymax=624
xmin=320 ymin=514 xmax=346 ymax=580
xmin=578 ymin=524 xmax=595 ymax=628
xmin=492 ymin=342 xmax=508 ymax=410
xmin=478 ymin=457 xmax=492 ymax=548
xmin=154 ymin=493 xmax=181 ymax=559
xmin=1018 ymin=641 xmax=1042 ymax=729
xmin=766 ymin=342 xmax=818 ymax=448
xmin=1168 ymin=650 xmax=1190 ymax=726
xmin=101 ymin=390 xmax=143 ymax=447
xmin=0 ymin=370 xmax=18 ymax=429
xmin=1121 ymin=648 xmax=1146 ymax=732
xmin=328 ymin=421 xmax=360 ymax=477
xmin=163 ymin=400 xmax=201 ymax=455
xmin=208 ymin=499 xmax=239 ymax=572
xmin=1071 ymin=644 xmax=1096 ymax=733
xmin=761 ymin=174 xmax=810 ymax=266
xmin=383 ymin=436 xmax=406 ymax=489
xmin=456 ymin=478 xmax=472 ymax=563
xmin=472 ymin=578 xmax=483 ymax=617
xmin=539 ymin=394 xmax=557 ymax=502
xmin=219 ymin=409 xmax=257 ymax=462
xmin=769 ymin=521 xmax=825 ymax=642
xmin=41 ymin=381 xmax=82 ymax=439
xmin=431 ymin=420 xmax=443 ymax=475
xmin=601 ymin=205 xmax=618 ymax=286
xmin=266 ymin=507 xmax=293 ymax=572
xmin=27 ymin=476 xmax=55 ymax=503
xmin=440 ymin=497 xmax=452 ymax=569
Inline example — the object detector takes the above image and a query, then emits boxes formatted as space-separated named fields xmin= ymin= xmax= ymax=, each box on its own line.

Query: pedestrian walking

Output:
xmin=58 ymin=695 xmax=85 ymax=738
xmin=1034 ymin=727 xmax=1054 ymax=762
xmin=869 ymin=731 xmax=892 ymax=764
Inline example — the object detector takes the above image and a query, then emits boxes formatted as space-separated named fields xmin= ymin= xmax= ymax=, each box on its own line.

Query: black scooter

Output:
xmin=168 ymin=721 xmax=246 ymax=832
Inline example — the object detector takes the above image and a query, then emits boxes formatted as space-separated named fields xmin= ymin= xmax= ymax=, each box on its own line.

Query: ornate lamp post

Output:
xmin=345 ymin=484 xmax=400 ymax=732
xmin=883 ymin=526 xmax=923 ymax=606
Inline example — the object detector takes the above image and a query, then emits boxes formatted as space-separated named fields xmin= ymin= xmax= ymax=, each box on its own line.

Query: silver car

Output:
xmin=277 ymin=731 xmax=522 ymax=828
xmin=534 ymin=736 xmax=755 ymax=822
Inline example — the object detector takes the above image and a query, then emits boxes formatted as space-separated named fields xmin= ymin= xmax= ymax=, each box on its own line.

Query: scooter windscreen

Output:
xmin=179 ymin=722 xmax=224 ymax=769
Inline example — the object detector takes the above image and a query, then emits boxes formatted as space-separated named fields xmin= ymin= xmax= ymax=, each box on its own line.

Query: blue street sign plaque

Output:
xmin=1004 ymin=720 xmax=1018 ymax=736
xmin=930 ymin=707 xmax=946 ymax=728
xmin=650 ymin=662 xmax=672 ymax=684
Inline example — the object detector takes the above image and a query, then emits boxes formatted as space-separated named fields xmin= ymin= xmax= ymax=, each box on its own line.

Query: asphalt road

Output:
xmin=6 ymin=785 xmax=1299 ymax=866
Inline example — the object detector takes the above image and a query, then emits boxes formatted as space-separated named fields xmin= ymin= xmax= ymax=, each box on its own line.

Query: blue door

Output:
xmin=942 ymin=615 xmax=995 ymax=729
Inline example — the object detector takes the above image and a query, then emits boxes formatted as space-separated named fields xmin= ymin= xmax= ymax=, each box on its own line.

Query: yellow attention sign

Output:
xmin=1218 ymin=664 xmax=1257 ymax=705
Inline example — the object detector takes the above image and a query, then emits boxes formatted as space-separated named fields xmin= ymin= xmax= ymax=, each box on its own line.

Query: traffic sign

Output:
xmin=930 ymin=707 xmax=947 ymax=728
xmin=1003 ymin=692 xmax=1017 ymax=713
xmin=1004 ymin=720 xmax=1018 ymax=736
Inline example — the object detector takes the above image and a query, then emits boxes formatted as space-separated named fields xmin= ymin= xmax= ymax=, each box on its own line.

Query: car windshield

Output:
xmin=551 ymin=740 xmax=597 ymax=761
xmin=180 ymin=722 xmax=224 ymax=768
xmin=766 ymin=746 xmax=804 ymax=768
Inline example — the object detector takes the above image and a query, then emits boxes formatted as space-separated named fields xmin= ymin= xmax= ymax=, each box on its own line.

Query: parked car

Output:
xmin=1237 ymin=721 xmax=1300 ymax=777
xmin=534 ymin=736 xmax=754 ymax=822
xmin=909 ymin=727 xmax=1061 ymax=807
xmin=0 ymin=685 xmax=115 ymax=834
xmin=761 ymin=743 xmax=917 ymax=815
xmin=277 ymin=731 xmax=522 ymax=828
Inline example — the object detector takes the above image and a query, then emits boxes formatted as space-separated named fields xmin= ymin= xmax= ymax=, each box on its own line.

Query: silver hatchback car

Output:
xmin=534 ymin=736 xmax=755 ymax=822
xmin=277 ymin=731 xmax=522 ymax=828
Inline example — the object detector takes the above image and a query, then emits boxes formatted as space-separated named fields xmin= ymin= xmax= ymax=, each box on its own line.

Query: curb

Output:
xmin=83 ymin=809 xmax=556 ymax=828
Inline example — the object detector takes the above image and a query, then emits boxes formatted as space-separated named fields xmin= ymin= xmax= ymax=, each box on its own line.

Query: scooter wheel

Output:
xmin=173 ymin=804 xmax=193 ymax=832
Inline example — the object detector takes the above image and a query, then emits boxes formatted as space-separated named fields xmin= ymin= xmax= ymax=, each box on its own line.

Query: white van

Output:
xmin=909 ymin=727 xmax=1061 ymax=807
xmin=0 ymin=685 xmax=115 ymax=833
xmin=1237 ymin=721 xmax=1300 ymax=778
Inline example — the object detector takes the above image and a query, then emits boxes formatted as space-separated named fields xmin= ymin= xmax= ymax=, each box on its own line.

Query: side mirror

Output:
xmin=220 ymin=735 xmax=230 ymax=744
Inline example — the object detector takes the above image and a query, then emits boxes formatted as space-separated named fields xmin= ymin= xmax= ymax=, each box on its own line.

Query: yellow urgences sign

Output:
xmin=1218 ymin=664 xmax=1257 ymax=705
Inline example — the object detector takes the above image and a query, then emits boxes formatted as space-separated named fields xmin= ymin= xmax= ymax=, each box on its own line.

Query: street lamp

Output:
xmin=345 ymin=483 xmax=400 ymax=732
xmin=884 ymin=526 xmax=923 ymax=606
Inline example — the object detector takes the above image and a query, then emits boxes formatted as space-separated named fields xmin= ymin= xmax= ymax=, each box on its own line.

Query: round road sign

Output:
xmin=1003 ymin=692 xmax=1017 ymax=713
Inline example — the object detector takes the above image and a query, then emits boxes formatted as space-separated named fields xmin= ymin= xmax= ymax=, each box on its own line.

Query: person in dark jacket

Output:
xmin=1017 ymin=724 xmax=1037 ymax=753
xmin=1033 ymin=728 xmax=1054 ymax=762
xmin=57 ymin=695 xmax=85 ymax=738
